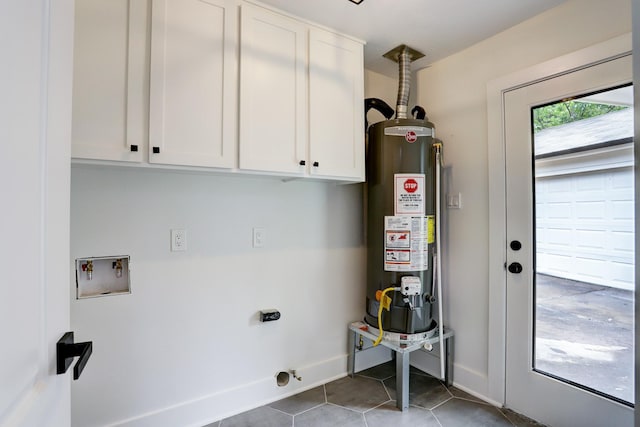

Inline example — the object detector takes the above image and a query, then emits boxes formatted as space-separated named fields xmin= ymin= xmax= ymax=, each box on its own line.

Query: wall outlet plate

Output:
xmin=171 ymin=229 xmax=187 ymax=251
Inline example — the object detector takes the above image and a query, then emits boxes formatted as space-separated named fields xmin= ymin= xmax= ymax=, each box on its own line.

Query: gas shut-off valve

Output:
xmin=400 ymin=276 xmax=421 ymax=310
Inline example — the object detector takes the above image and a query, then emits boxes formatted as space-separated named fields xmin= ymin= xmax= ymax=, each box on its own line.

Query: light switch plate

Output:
xmin=447 ymin=193 xmax=462 ymax=209
xmin=253 ymin=227 xmax=266 ymax=248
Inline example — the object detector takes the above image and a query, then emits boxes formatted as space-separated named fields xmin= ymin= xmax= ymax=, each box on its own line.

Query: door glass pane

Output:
xmin=532 ymin=85 xmax=634 ymax=405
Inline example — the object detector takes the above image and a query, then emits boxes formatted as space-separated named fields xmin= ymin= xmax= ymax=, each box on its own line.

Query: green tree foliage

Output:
xmin=532 ymin=101 xmax=627 ymax=133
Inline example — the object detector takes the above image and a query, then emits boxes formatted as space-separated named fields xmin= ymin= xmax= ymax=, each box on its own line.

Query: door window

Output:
xmin=532 ymin=85 xmax=634 ymax=405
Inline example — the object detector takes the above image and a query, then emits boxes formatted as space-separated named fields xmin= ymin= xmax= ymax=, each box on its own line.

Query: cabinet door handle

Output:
xmin=152 ymin=146 xmax=160 ymax=154
xmin=130 ymin=145 xmax=138 ymax=152
xmin=299 ymin=160 xmax=306 ymax=166
xmin=312 ymin=161 xmax=319 ymax=167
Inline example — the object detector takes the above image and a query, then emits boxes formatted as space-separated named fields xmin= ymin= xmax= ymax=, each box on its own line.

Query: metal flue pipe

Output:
xmin=395 ymin=48 xmax=411 ymax=119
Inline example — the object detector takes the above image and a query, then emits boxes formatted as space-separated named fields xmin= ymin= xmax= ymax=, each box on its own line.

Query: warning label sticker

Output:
xmin=384 ymin=216 xmax=430 ymax=272
xmin=427 ymin=215 xmax=435 ymax=244
xmin=386 ymin=230 xmax=410 ymax=248
xmin=395 ymin=174 xmax=425 ymax=216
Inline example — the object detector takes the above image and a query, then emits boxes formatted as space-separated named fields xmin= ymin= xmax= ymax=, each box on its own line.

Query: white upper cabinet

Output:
xmin=72 ymin=0 xmax=364 ymax=181
xmin=71 ymin=0 xmax=147 ymax=162
xmin=149 ymin=0 xmax=238 ymax=168
xmin=239 ymin=3 xmax=365 ymax=181
xmin=239 ymin=4 xmax=308 ymax=175
xmin=309 ymin=28 xmax=365 ymax=181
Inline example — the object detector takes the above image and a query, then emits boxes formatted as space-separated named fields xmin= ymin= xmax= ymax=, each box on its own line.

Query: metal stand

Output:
xmin=347 ymin=321 xmax=454 ymax=411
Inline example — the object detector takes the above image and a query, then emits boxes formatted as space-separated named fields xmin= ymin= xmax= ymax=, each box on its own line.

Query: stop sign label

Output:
xmin=394 ymin=174 xmax=425 ymax=215
xmin=405 ymin=131 xmax=417 ymax=143
xmin=404 ymin=179 xmax=418 ymax=193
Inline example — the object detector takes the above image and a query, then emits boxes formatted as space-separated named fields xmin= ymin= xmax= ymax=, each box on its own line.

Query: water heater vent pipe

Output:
xmin=396 ymin=50 xmax=410 ymax=119
xmin=383 ymin=44 xmax=425 ymax=119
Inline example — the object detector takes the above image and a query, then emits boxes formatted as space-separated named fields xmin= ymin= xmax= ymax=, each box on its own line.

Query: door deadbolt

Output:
xmin=510 ymin=240 xmax=522 ymax=251
xmin=508 ymin=262 xmax=523 ymax=274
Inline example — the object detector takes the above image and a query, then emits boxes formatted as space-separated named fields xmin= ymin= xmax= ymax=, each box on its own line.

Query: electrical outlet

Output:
xmin=171 ymin=229 xmax=187 ymax=251
xmin=253 ymin=227 xmax=266 ymax=248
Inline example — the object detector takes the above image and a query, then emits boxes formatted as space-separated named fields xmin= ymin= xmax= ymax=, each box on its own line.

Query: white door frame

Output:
xmin=486 ymin=33 xmax=632 ymax=405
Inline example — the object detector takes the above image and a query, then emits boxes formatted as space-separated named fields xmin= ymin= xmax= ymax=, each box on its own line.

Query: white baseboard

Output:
xmin=111 ymin=355 xmax=351 ymax=427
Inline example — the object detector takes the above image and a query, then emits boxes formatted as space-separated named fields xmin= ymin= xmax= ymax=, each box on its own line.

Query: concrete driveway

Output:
xmin=534 ymin=274 xmax=633 ymax=404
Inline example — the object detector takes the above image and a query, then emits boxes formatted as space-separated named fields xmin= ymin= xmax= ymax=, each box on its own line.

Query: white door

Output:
xmin=308 ymin=27 xmax=365 ymax=181
xmin=149 ymin=0 xmax=238 ymax=168
xmin=239 ymin=3 xmax=308 ymax=174
xmin=504 ymin=55 xmax=634 ymax=426
xmin=0 ymin=1 xmax=74 ymax=426
xmin=72 ymin=0 xmax=146 ymax=163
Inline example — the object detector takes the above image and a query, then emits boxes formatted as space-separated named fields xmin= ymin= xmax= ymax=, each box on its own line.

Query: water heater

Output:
xmin=364 ymin=45 xmax=441 ymax=338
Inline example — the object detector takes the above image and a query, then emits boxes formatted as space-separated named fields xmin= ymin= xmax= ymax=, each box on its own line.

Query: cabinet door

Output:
xmin=149 ymin=0 xmax=237 ymax=168
xmin=72 ymin=0 xmax=147 ymax=162
xmin=239 ymin=5 xmax=307 ymax=174
xmin=309 ymin=28 xmax=365 ymax=181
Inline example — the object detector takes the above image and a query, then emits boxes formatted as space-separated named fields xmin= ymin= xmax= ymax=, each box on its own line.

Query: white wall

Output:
xmin=413 ymin=0 xmax=631 ymax=401
xmin=364 ymin=69 xmax=398 ymax=122
xmin=70 ymin=71 xmax=398 ymax=427
xmin=70 ymin=167 xmax=365 ymax=426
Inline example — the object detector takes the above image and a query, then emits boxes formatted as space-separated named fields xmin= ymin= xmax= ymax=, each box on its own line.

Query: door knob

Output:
xmin=510 ymin=240 xmax=522 ymax=251
xmin=508 ymin=262 xmax=523 ymax=274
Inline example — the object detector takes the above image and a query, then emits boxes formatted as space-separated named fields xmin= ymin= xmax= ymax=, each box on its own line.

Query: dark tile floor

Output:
xmin=205 ymin=362 xmax=545 ymax=427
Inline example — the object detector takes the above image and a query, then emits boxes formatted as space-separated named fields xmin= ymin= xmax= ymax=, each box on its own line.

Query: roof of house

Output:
xmin=534 ymin=107 xmax=633 ymax=156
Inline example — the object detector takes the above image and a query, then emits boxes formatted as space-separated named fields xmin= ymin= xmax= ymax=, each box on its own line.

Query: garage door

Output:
xmin=536 ymin=159 xmax=634 ymax=290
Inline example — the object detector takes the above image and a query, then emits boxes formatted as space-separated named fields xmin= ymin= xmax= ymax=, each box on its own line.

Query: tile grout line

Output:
xmin=431 ymin=409 xmax=445 ymax=427
xmin=291 ymin=384 xmax=330 ymax=425
xmin=497 ymin=407 xmax=518 ymax=427
xmin=429 ymin=395 xmax=453 ymax=411
xmin=380 ymin=377 xmax=393 ymax=402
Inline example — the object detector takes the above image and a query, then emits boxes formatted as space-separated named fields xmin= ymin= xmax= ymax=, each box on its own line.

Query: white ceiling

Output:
xmin=256 ymin=0 xmax=567 ymax=77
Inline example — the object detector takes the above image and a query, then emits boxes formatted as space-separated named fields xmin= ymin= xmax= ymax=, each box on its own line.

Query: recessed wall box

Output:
xmin=75 ymin=255 xmax=131 ymax=299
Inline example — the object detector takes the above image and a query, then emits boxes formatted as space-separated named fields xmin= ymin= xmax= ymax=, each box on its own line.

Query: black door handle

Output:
xmin=508 ymin=262 xmax=523 ymax=274
xmin=57 ymin=331 xmax=93 ymax=380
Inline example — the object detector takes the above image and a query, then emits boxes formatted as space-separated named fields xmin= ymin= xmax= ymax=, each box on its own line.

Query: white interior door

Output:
xmin=504 ymin=55 xmax=634 ymax=426
xmin=0 ymin=1 xmax=74 ymax=426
